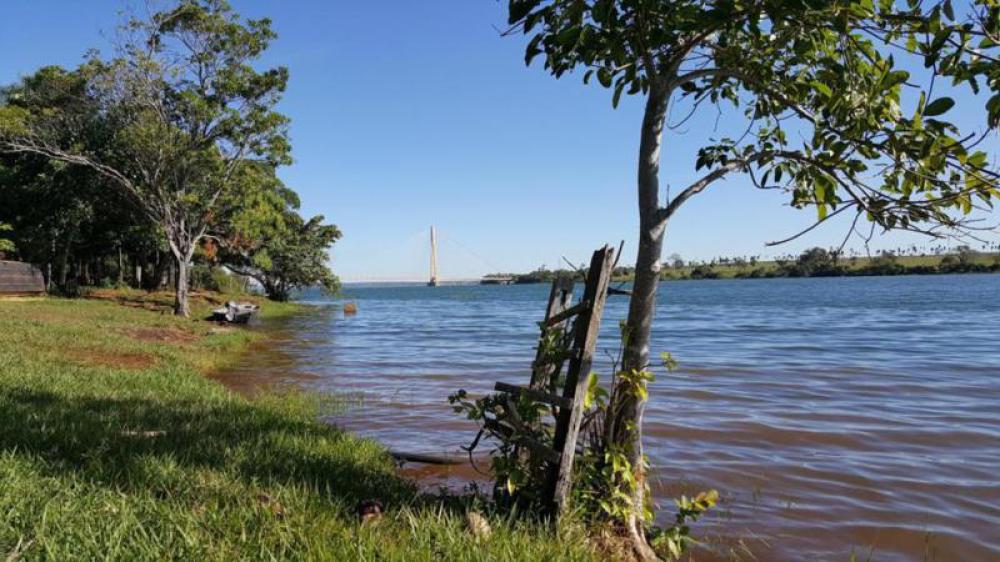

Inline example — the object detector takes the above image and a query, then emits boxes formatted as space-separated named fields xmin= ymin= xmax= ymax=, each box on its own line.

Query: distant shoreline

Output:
xmin=487 ymin=250 xmax=1000 ymax=284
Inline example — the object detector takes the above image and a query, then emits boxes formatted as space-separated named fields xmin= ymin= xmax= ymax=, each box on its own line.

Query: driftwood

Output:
xmin=389 ymin=450 xmax=466 ymax=465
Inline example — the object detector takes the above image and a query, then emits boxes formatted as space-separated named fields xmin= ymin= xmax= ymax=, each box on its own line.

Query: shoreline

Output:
xmin=491 ymin=251 xmax=1000 ymax=284
xmin=208 ymin=304 xmax=492 ymax=495
xmin=0 ymin=291 xmax=597 ymax=561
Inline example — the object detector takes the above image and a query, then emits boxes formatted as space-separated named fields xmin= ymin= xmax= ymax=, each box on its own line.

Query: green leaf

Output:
xmin=986 ymin=95 xmax=1000 ymax=128
xmin=584 ymin=372 xmax=598 ymax=408
xmin=884 ymin=70 xmax=910 ymax=89
xmin=597 ymin=68 xmax=613 ymax=88
xmin=923 ymin=97 xmax=954 ymax=117
xmin=810 ymin=81 xmax=832 ymax=98
xmin=508 ymin=0 xmax=542 ymax=25
xmin=612 ymin=81 xmax=625 ymax=108
xmin=942 ymin=0 xmax=954 ymax=20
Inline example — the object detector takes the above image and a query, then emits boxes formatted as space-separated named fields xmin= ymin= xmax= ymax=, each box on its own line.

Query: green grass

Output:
xmin=0 ymin=295 xmax=598 ymax=561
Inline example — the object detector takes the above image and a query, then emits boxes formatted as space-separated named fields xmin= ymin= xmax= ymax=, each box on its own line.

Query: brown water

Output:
xmin=216 ymin=276 xmax=1000 ymax=561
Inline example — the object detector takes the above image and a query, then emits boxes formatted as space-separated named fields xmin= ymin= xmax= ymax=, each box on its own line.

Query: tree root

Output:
xmin=627 ymin=514 xmax=660 ymax=562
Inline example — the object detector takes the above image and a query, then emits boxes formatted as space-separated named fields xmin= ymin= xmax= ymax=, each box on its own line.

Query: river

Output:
xmin=214 ymin=274 xmax=1000 ymax=561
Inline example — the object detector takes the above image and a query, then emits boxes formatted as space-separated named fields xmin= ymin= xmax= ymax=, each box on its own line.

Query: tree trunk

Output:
xmin=167 ymin=229 xmax=195 ymax=317
xmin=612 ymin=84 xmax=670 ymax=562
xmin=57 ymin=230 xmax=73 ymax=288
xmin=152 ymin=251 xmax=167 ymax=290
xmin=174 ymin=256 xmax=191 ymax=317
xmin=47 ymin=239 xmax=55 ymax=291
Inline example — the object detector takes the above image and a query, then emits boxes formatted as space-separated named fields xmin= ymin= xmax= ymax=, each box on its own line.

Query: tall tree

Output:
xmin=1 ymin=72 xmax=154 ymax=290
xmin=0 ymin=67 xmax=106 ymax=286
xmin=217 ymin=163 xmax=341 ymax=301
xmin=506 ymin=0 xmax=999 ymax=558
xmin=0 ymin=0 xmax=290 ymax=316
xmin=233 ymin=214 xmax=341 ymax=301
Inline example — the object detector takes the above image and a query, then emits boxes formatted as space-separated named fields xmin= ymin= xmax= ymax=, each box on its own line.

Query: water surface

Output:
xmin=220 ymin=275 xmax=1000 ymax=561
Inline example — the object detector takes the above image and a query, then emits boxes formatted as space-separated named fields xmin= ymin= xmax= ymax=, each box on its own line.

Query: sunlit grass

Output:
xmin=0 ymin=295 xmax=598 ymax=561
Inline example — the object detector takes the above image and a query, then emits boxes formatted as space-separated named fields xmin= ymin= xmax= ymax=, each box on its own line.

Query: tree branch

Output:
xmin=655 ymin=159 xmax=748 ymax=223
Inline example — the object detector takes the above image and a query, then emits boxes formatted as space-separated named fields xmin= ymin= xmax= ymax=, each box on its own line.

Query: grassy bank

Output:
xmin=0 ymin=293 xmax=597 ymax=561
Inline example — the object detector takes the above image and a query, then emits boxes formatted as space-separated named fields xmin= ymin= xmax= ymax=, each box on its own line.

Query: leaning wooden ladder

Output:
xmin=492 ymin=245 xmax=615 ymax=515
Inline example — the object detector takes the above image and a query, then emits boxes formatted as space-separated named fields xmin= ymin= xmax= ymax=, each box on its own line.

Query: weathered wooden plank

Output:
xmin=483 ymin=419 xmax=560 ymax=464
xmin=529 ymin=278 xmax=575 ymax=390
xmin=494 ymin=382 xmax=571 ymax=409
xmin=548 ymin=245 xmax=615 ymax=515
xmin=531 ymin=348 xmax=577 ymax=369
xmin=543 ymin=299 xmax=591 ymax=327
xmin=521 ymin=436 xmax=560 ymax=464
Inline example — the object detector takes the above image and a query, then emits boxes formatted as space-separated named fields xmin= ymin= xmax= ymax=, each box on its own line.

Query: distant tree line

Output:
xmin=0 ymin=1 xmax=339 ymax=312
xmin=491 ymin=244 xmax=1000 ymax=285
xmin=665 ymin=246 xmax=1000 ymax=280
xmin=484 ymin=265 xmax=585 ymax=284
xmin=486 ymin=264 xmax=638 ymax=284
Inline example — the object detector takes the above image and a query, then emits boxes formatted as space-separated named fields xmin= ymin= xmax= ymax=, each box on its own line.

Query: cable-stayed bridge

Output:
xmin=339 ymin=226 xmax=515 ymax=285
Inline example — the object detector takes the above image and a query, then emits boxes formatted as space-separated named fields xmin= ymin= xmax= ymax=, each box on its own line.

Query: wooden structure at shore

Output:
xmin=491 ymin=245 xmax=615 ymax=515
xmin=394 ymin=245 xmax=619 ymax=519
xmin=0 ymin=261 xmax=45 ymax=295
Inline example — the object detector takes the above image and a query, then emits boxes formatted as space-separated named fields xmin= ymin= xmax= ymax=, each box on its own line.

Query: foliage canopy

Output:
xmin=510 ymin=0 xmax=999 ymax=234
xmin=0 ymin=0 xmax=340 ymax=309
xmin=505 ymin=1 xmax=999 ymax=559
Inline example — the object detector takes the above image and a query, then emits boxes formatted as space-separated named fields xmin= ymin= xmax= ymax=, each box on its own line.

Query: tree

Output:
xmin=0 ymin=222 xmax=14 ymax=256
xmin=237 ymin=214 xmax=341 ymax=301
xmin=1 ymin=67 xmax=104 ymax=287
xmin=506 ymin=1 xmax=998 ymax=558
xmin=1 ymin=69 xmax=159 ymax=292
xmin=666 ymin=252 xmax=683 ymax=268
xmin=217 ymin=163 xmax=341 ymax=301
xmin=0 ymin=0 xmax=290 ymax=316
xmin=789 ymin=247 xmax=842 ymax=277
xmin=956 ymin=243 xmax=978 ymax=265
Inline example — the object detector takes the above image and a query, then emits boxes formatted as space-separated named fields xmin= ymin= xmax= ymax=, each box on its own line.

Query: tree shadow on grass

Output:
xmin=0 ymin=386 xmax=416 ymax=511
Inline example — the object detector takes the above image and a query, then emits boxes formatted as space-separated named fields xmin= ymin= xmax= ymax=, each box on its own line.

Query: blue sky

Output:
xmin=3 ymin=1 xmax=997 ymax=281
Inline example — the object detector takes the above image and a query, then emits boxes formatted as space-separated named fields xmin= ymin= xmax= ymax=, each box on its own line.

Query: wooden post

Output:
xmin=548 ymin=245 xmax=615 ymax=515
xmin=530 ymin=277 xmax=575 ymax=391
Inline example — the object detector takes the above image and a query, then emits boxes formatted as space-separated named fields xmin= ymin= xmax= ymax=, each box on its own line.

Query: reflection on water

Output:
xmin=215 ymin=275 xmax=1000 ymax=562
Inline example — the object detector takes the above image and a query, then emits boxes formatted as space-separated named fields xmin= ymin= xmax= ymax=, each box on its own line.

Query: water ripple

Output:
xmin=219 ymin=274 xmax=1000 ymax=562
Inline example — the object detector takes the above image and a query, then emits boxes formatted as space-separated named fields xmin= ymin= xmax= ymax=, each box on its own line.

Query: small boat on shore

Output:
xmin=210 ymin=301 xmax=260 ymax=324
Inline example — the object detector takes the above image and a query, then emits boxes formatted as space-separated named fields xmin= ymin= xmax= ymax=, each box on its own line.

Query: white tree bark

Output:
xmin=612 ymin=81 xmax=671 ymax=562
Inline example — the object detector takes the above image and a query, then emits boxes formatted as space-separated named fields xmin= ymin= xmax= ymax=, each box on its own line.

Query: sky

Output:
xmin=2 ymin=1 xmax=997 ymax=281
